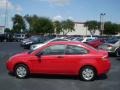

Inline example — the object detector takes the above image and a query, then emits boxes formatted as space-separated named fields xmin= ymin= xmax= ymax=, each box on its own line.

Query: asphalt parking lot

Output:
xmin=0 ymin=42 xmax=120 ymax=90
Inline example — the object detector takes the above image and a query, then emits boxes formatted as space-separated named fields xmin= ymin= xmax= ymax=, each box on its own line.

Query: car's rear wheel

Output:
xmin=14 ymin=64 xmax=29 ymax=79
xmin=80 ymin=66 xmax=96 ymax=81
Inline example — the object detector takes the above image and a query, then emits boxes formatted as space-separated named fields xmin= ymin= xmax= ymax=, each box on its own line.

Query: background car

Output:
xmin=21 ymin=35 xmax=48 ymax=49
xmin=98 ymin=38 xmax=120 ymax=56
xmin=86 ymin=38 xmax=105 ymax=48
xmin=6 ymin=41 xmax=111 ymax=81
xmin=13 ymin=33 xmax=27 ymax=42
xmin=73 ymin=36 xmax=97 ymax=43
xmin=30 ymin=38 xmax=71 ymax=50
xmin=72 ymin=37 xmax=84 ymax=41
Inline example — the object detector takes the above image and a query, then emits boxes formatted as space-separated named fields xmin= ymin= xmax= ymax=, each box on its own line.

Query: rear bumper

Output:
xmin=97 ymin=60 xmax=111 ymax=75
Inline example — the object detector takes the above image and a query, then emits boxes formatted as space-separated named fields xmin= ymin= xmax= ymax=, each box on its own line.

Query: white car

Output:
xmin=73 ymin=37 xmax=96 ymax=43
xmin=30 ymin=38 xmax=70 ymax=50
xmin=82 ymin=37 xmax=96 ymax=42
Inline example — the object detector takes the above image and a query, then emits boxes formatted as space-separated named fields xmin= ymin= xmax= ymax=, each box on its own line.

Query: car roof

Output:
xmin=46 ymin=41 xmax=85 ymax=46
xmin=51 ymin=37 xmax=70 ymax=40
xmin=31 ymin=41 xmax=97 ymax=55
xmin=46 ymin=41 xmax=98 ymax=51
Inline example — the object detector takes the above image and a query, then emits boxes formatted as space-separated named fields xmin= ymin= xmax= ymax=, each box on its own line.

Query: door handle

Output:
xmin=57 ymin=56 xmax=64 ymax=58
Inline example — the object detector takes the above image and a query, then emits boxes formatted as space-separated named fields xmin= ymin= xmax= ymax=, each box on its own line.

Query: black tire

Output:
xmin=115 ymin=48 xmax=120 ymax=57
xmin=14 ymin=64 xmax=29 ymax=79
xmin=80 ymin=66 xmax=96 ymax=81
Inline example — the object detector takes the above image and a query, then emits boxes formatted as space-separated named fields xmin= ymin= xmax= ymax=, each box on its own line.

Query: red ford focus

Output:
xmin=6 ymin=41 xmax=111 ymax=81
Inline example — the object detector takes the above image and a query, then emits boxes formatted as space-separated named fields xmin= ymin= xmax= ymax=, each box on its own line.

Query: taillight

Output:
xmin=102 ymin=55 xmax=108 ymax=61
xmin=108 ymin=45 xmax=112 ymax=48
xmin=108 ymin=45 xmax=111 ymax=47
xmin=107 ymin=45 xmax=113 ymax=50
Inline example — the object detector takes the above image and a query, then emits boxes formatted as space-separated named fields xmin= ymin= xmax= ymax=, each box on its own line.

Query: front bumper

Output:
xmin=6 ymin=60 xmax=14 ymax=73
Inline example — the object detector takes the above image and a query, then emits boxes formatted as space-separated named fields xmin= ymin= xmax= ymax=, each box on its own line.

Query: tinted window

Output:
xmin=65 ymin=45 xmax=88 ymax=55
xmin=42 ymin=45 xmax=66 ymax=55
xmin=86 ymin=39 xmax=93 ymax=42
xmin=76 ymin=38 xmax=83 ymax=41
xmin=31 ymin=37 xmax=39 ymax=41
xmin=78 ymin=38 xmax=83 ymax=41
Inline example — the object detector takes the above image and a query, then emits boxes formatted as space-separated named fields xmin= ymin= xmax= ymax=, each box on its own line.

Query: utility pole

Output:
xmin=100 ymin=13 xmax=106 ymax=36
xmin=5 ymin=0 xmax=8 ymax=29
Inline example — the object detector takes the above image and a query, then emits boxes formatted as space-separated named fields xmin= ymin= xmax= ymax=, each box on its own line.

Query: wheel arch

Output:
xmin=13 ymin=62 xmax=30 ymax=73
xmin=114 ymin=47 xmax=120 ymax=52
xmin=79 ymin=65 xmax=98 ymax=76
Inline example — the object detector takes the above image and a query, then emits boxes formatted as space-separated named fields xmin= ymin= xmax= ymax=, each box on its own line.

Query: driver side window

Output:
xmin=41 ymin=45 xmax=66 ymax=55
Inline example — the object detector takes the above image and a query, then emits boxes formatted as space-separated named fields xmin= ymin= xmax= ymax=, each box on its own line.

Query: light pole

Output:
xmin=5 ymin=0 xmax=8 ymax=28
xmin=100 ymin=13 xmax=106 ymax=36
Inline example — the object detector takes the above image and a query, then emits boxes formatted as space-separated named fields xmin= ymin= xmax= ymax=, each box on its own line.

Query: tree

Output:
xmin=84 ymin=21 xmax=99 ymax=35
xmin=53 ymin=21 xmax=62 ymax=34
xmin=117 ymin=24 xmax=120 ymax=33
xmin=12 ymin=14 xmax=26 ymax=33
xmin=4 ymin=28 xmax=11 ymax=34
xmin=38 ymin=17 xmax=54 ymax=34
xmin=24 ymin=15 xmax=54 ymax=35
xmin=24 ymin=15 xmax=38 ymax=33
xmin=61 ymin=19 xmax=75 ymax=35
xmin=104 ymin=22 xmax=119 ymax=35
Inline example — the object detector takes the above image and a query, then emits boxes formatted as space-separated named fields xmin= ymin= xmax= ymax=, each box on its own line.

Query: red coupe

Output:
xmin=6 ymin=41 xmax=111 ymax=81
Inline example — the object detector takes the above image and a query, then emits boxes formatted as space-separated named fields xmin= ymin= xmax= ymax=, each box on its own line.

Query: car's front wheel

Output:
xmin=14 ymin=64 xmax=29 ymax=79
xmin=115 ymin=48 xmax=120 ymax=57
xmin=80 ymin=66 xmax=96 ymax=81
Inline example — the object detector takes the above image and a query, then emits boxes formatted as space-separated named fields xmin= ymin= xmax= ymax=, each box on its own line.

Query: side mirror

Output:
xmin=84 ymin=42 xmax=88 ymax=44
xmin=36 ymin=52 xmax=43 ymax=58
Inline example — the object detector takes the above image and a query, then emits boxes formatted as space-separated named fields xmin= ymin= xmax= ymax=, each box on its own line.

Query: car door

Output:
xmin=62 ymin=45 xmax=89 ymax=74
xmin=32 ymin=44 xmax=67 ymax=74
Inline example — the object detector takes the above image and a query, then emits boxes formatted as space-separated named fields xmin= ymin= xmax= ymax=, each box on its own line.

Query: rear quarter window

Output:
xmin=65 ymin=45 xmax=88 ymax=55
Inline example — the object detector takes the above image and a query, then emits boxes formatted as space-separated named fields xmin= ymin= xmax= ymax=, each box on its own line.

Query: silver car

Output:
xmin=98 ymin=39 xmax=120 ymax=56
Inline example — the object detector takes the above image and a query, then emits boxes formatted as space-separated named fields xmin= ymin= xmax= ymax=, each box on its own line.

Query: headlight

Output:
xmin=107 ymin=47 xmax=112 ymax=50
xmin=107 ymin=45 xmax=114 ymax=50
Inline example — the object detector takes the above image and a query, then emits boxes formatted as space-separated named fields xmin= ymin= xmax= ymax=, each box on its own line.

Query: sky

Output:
xmin=0 ymin=0 xmax=120 ymax=28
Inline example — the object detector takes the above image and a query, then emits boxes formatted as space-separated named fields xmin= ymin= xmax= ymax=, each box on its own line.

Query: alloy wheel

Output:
xmin=80 ymin=66 xmax=95 ymax=81
xmin=15 ymin=64 xmax=29 ymax=79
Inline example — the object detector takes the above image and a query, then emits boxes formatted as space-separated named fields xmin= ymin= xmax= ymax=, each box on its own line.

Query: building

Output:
xmin=67 ymin=22 xmax=100 ymax=36
xmin=0 ymin=26 xmax=5 ymax=34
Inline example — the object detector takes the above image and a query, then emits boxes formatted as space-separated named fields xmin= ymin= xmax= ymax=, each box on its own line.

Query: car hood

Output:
xmin=10 ymin=52 xmax=29 ymax=59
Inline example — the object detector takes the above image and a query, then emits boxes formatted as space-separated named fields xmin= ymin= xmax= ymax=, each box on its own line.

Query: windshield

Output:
xmin=30 ymin=36 xmax=40 ymax=41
